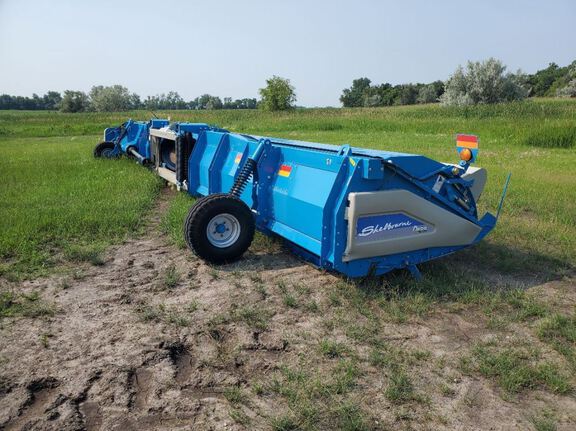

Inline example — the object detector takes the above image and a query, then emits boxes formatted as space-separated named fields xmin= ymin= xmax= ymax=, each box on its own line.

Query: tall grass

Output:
xmin=524 ymin=126 xmax=576 ymax=149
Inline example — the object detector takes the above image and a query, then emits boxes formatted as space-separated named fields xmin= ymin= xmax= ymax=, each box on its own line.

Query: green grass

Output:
xmin=0 ymin=290 xmax=56 ymax=319
xmin=466 ymin=342 xmax=571 ymax=394
xmin=1 ymin=99 xmax=575 ymax=282
xmin=268 ymin=360 xmax=369 ymax=431
xmin=524 ymin=125 xmax=576 ymax=149
xmin=0 ymin=135 xmax=162 ymax=280
xmin=537 ymin=313 xmax=576 ymax=369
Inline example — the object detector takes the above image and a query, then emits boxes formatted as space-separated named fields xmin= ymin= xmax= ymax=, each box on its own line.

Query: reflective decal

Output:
xmin=278 ymin=164 xmax=292 ymax=178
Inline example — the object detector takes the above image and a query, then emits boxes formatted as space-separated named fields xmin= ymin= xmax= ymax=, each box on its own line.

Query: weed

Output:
xmin=531 ymin=409 xmax=557 ymax=431
xmin=271 ymin=415 xmax=300 ymax=431
xmin=440 ymin=383 xmax=456 ymax=397
xmin=249 ymin=272 xmax=263 ymax=284
xmin=328 ymin=291 xmax=342 ymax=307
xmin=162 ymin=264 xmax=180 ymax=288
xmin=252 ymin=381 xmax=265 ymax=396
xmin=39 ymin=333 xmax=50 ymax=348
xmin=319 ymin=339 xmax=348 ymax=358
xmin=136 ymin=305 xmax=162 ymax=322
xmin=224 ymin=386 xmax=245 ymax=405
xmin=186 ymin=300 xmax=199 ymax=313
xmin=255 ymin=283 xmax=268 ymax=299
xmin=208 ymin=268 xmax=219 ymax=280
xmin=283 ymin=294 xmax=298 ymax=308
xmin=277 ymin=280 xmax=288 ymax=293
xmin=232 ymin=306 xmax=271 ymax=331
xmin=229 ymin=408 xmax=251 ymax=426
xmin=135 ymin=303 xmax=189 ymax=326
xmin=304 ymin=300 xmax=319 ymax=312
xmin=385 ymin=371 xmax=418 ymax=404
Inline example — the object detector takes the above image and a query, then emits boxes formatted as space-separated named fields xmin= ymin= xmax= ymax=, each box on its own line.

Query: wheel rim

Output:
xmin=206 ymin=213 xmax=241 ymax=248
xmin=101 ymin=147 xmax=114 ymax=157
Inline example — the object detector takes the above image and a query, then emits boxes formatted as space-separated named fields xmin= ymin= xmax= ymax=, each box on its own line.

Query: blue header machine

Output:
xmin=95 ymin=119 xmax=503 ymax=278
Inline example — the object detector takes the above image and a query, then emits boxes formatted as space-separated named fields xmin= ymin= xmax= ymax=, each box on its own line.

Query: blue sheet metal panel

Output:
xmin=267 ymin=145 xmax=342 ymax=243
xmin=118 ymin=121 xmax=150 ymax=157
xmin=249 ymin=134 xmax=416 ymax=160
xmin=246 ymin=134 xmax=447 ymax=182
xmin=176 ymin=123 xmax=212 ymax=136
xmin=104 ymin=127 xmax=120 ymax=142
xmin=188 ymin=131 xmax=228 ymax=196
xmin=150 ymin=119 xmax=169 ymax=129
xmin=208 ymin=134 xmax=231 ymax=194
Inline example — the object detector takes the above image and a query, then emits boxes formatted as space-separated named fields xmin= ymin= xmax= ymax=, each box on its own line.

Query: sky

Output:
xmin=0 ymin=0 xmax=575 ymax=107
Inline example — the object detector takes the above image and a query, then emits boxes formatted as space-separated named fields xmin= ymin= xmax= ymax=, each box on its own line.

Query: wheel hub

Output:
xmin=206 ymin=213 xmax=241 ymax=248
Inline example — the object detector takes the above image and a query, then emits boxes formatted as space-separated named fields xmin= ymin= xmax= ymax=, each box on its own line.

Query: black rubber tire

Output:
xmin=184 ymin=193 xmax=255 ymax=264
xmin=94 ymin=141 xmax=117 ymax=158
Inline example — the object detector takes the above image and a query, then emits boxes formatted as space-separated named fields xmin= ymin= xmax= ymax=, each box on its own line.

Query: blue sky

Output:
xmin=1 ymin=0 xmax=575 ymax=106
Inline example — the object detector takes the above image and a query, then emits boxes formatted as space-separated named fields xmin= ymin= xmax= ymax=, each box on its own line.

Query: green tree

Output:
xmin=60 ymin=90 xmax=90 ymax=112
xmin=89 ymin=85 xmax=140 ymax=111
xmin=398 ymin=84 xmax=419 ymax=105
xmin=42 ymin=91 xmax=62 ymax=110
xmin=259 ymin=76 xmax=296 ymax=111
xmin=340 ymin=78 xmax=371 ymax=107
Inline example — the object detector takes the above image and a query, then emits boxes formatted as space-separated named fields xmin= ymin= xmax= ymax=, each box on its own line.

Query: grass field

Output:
xmin=1 ymin=100 xmax=575 ymax=429
xmin=1 ymin=99 xmax=574 ymax=280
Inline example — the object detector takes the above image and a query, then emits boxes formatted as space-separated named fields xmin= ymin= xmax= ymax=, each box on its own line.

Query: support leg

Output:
xmin=407 ymin=264 xmax=422 ymax=280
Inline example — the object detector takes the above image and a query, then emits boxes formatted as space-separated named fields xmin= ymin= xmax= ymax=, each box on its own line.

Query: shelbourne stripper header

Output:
xmin=94 ymin=120 xmax=509 ymax=278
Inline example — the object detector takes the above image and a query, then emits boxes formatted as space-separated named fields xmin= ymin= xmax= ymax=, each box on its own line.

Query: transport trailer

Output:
xmin=95 ymin=120 xmax=506 ymax=278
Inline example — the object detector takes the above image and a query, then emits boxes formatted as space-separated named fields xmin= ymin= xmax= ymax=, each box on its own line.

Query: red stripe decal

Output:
xmin=456 ymin=134 xmax=478 ymax=143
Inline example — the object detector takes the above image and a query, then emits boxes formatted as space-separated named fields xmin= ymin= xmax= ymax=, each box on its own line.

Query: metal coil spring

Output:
xmin=230 ymin=158 xmax=257 ymax=197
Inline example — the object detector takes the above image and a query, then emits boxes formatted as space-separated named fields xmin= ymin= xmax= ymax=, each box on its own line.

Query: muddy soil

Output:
xmin=1 ymin=188 xmax=575 ymax=430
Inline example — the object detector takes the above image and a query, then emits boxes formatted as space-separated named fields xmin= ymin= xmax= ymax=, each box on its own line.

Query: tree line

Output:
xmin=340 ymin=59 xmax=576 ymax=107
xmin=0 ymin=86 xmax=258 ymax=112
xmin=2 ymin=60 xmax=574 ymax=112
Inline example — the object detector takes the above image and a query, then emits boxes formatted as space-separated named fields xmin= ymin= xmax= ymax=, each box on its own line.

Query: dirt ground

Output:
xmin=1 ymin=188 xmax=574 ymax=431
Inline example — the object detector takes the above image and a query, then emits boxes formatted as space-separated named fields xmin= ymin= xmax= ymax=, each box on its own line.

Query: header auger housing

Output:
xmin=95 ymin=119 xmax=505 ymax=279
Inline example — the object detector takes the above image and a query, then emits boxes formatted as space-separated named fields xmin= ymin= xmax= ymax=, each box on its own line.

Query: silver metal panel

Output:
xmin=150 ymin=128 xmax=177 ymax=140
xmin=461 ymin=167 xmax=487 ymax=201
xmin=443 ymin=164 xmax=487 ymax=201
xmin=343 ymin=190 xmax=482 ymax=262
xmin=156 ymin=167 xmax=177 ymax=185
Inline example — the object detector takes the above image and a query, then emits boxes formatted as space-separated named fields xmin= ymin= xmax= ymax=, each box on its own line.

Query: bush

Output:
xmin=556 ymin=79 xmax=576 ymax=98
xmin=417 ymin=84 xmax=439 ymax=103
xmin=441 ymin=58 xmax=528 ymax=106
